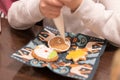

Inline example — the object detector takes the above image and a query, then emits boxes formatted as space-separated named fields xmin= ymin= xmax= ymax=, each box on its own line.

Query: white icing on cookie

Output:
xmin=34 ymin=45 xmax=53 ymax=59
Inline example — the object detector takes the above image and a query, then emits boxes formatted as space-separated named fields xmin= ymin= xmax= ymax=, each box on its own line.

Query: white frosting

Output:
xmin=34 ymin=45 xmax=53 ymax=59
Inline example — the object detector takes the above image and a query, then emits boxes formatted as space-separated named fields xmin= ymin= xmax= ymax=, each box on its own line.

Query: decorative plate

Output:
xmin=11 ymin=26 xmax=107 ymax=80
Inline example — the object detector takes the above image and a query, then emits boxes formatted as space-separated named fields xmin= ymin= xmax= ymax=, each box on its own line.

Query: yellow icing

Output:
xmin=66 ymin=48 xmax=88 ymax=62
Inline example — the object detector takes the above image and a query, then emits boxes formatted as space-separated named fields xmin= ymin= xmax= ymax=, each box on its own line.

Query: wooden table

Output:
xmin=0 ymin=19 xmax=118 ymax=80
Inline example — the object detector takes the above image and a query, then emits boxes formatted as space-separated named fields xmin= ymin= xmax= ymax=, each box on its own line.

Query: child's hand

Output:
xmin=59 ymin=0 xmax=83 ymax=12
xmin=40 ymin=0 xmax=63 ymax=18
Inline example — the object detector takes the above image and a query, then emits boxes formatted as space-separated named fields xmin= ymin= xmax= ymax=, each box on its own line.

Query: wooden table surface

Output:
xmin=0 ymin=19 xmax=118 ymax=80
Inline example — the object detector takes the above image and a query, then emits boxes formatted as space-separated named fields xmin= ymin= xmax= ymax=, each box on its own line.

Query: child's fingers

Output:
xmin=59 ymin=0 xmax=72 ymax=5
xmin=47 ymin=0 xmax=64 ymax=7
xmin=40 ymin=0 xmax=63 ymax=18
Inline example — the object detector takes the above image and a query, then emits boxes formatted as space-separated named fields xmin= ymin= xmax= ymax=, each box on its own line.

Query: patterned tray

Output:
xmin=11 ymin=26 xmax=107 ymax=80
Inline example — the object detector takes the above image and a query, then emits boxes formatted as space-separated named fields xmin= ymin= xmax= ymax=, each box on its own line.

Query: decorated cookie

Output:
xmin=66 ymin=48 xmax=88 ymax=62
xmin=32 ymin=45 xmax=58 ymax=62
xmin=48 ymin=36 xmax=70 ymax=52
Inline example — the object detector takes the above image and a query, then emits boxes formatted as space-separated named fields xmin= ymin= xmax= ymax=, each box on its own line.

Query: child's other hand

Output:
xmin=40 ymin=0 xmax=63 ymax=18
xmin=59 ymin=0 xmax=83 ymax=12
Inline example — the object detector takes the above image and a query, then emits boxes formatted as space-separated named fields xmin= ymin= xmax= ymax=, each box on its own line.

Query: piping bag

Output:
xmin=53 ymin=13 xmax=65 ymax=40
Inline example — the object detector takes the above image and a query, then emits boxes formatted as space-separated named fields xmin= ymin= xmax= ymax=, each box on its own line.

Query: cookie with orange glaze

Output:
xmin=48 ymin=36 xmax=70 ymax=52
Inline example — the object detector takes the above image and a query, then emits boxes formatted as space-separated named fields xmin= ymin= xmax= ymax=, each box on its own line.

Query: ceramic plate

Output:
xmin=11 ymin=26 xmax=107 ymax=80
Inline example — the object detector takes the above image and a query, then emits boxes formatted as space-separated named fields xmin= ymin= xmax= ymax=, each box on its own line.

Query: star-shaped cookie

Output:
xmin=66 ymin=48 xmax=88 ymax=62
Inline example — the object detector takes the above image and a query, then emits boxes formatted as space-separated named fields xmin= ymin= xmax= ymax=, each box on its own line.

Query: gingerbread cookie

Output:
xmin=48 ymin=36 xmax=70 ymax=52
xmin=66 ymin=48 xmax=88 ymax=62
xmin=32 ymin=45 xmax=58 ymax=62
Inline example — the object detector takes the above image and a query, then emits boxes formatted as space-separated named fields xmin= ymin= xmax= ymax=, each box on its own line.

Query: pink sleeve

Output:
xmin=0 ymin=0 xmax=16 ymax=15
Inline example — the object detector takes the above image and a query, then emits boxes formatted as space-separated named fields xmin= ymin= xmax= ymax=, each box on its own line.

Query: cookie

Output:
xmin=48 ymin=36 xmax=70 ymax=52
xmin=32 ymin=45 xmax=58 ymax=62
xmin=66 ymin=48 xmax=88 ymax=62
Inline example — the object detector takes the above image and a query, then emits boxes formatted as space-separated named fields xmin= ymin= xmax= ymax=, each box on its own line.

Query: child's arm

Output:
xmin=67 ymin=0 xmax=120 ymax=46
xmin=8 ymin=0 xmax=44 ymax=30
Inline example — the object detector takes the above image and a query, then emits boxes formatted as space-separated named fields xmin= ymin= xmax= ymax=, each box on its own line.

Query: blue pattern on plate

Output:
xmin=11 ymin=26 xmax=107 ymax=80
